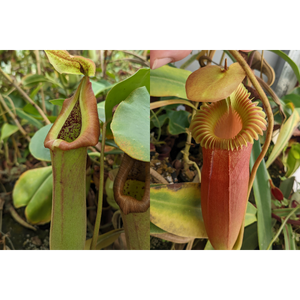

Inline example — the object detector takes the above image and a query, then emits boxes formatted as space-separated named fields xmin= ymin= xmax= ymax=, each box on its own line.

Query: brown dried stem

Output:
xmin=0 ymin=94 xmax=31 ymax=142
xmin=0 ymin=67 xmax=50 ymax=125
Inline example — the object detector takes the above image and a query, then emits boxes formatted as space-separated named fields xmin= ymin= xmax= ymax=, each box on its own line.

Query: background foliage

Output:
xmin=0 ymin=50 xmax=149 ymax=250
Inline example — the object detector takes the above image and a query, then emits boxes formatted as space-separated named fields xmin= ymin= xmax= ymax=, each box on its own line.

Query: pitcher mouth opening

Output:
xmin=57 ymin=98 xmax=82 ymax=143
xmin=190 ymin=83 xmax=267 ymax=151
xmin=44 ymin=76 xmax=100 ymax=151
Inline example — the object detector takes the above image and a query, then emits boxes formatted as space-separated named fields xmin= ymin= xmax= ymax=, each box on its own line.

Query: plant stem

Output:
xmin=229 ymin=50 xmax=274 ymax=250
xmin=150 ymin=99 xmax=197 ymax=110
xmin=182 ymin=102 xmax=201 ymax=182
xmin=260 ymin=50 xmax=264 ymax=79
xmin=150 ymin=110 xmax=162 ymax=141
xmin=150 ymin=168 xmax=169 ymax=184
xmin=0 ymin=67 xmax=50 ymax=125
xmin=267 ymin=205 xmax=300 ymax=250
xmin=90 ymin=122 xmax=106 ymax=250
xmin=34 ymin=50 xmax=46 ymax=113
xmin=219 ymin=51 xmax=226 ymax=66
xmin=0 ymin=94 xmax=31 ymax=142
xmin=228 ymin=50 xmax=274 ymax=199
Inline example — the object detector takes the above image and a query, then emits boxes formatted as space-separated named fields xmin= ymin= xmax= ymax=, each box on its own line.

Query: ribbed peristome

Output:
xmin=190 ymin=83 xmax=267 ymax=150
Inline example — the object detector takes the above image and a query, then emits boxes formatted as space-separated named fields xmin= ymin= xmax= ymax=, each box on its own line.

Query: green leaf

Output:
xmin=97 ymin=101 xmax=105 ymax=123
xmin=282 ymin=93 xmax=300 ymax=108
xmin=15 ymin=108 xmax=43 ymax=129
xmin=266 ymin=109 xmax=300 ymax=168
xmin=29 ymin=83 xmax=44 ymax=99
xmin=29 ymin=124 xmax=52 ymax=161
xmin=241 ymin=222 xmax=258 ymax=250
xmin=283 ymin=223 xmax=296 ymax=250
xmin=0 ymin=123 xmax=19 ymax=141
xmin=270 ymin=50 xmax=300 ymax=85
xmin=111 ymin=86 xmax=149 ymax=161
xmin=22 ymin=74 xmax=52 ymax=87
xmin=152 ymin=109 xmax=190 ymax=135
xmin=90 ymin=80 xmax=114 ymax=97
xmin=272 ymin=208 xmax=299 ymax=218
xmin=22 ymin=73 xmax=63 ymax=89
xmin=150 ymin=65 xmax=191 ymax=99
xmin=250 ymin=140 xmax=273 ymax=250
xmin=285 ymin=143 xmax=300 ymax=177
xmin=180 ymin=52 xmax=200 ymax=69
xmin=150 ymin=222 xmax=166 ymax=234
xmin=245 ymin=202 xmax=257 ymax=227
xmin=105 ymin=68 xmax=150 ymax=123
xmin=84 ymin=228 xmax=124 ymax=250
xmin=105 ymin=176 xmax=119 ymax=210
xmin=150 ymin=182 xmax=207 ymax=238
xmin=150 ymin=181 xmax=256 ymax=242
xmin=12 ymin=166 xmax=52 ymax=225
xmin=49 ymin=98 xmax=65 ymax=106
xmin=280 ymin=176 xmax=295 ymax=198
xmin=23 ymin=103 xmax=40 ymax=116
xmin=3 ymin=96 xmax=47 ymax=129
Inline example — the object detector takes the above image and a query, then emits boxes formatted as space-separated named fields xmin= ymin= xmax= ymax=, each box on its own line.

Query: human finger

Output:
xmin=150 ymin=50 xmax=192 ymax=69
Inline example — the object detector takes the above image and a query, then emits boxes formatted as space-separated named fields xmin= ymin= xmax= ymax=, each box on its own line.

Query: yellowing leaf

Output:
xmin=150 ymin=182 xmax=207 ymax=238
xmin=45 ymin=50 xmax=95 ymax=76
xmin=266 ymin=109 xmax=300 ymax=168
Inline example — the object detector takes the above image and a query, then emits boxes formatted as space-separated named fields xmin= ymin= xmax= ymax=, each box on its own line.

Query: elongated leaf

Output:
xmin=241 ymin=222 xmax=258 ymax=250
xmin=3 ymin=96 xmax=43 ymax=129
xmin=245 ymin=202 xmax=257 ymax=226
xmin=0 ymin=123 xmax=19 ymax=141
xmin=180 ymin=52 xmax=201 ymax=69
xmin=283 ymin=223 xmax=296 ymax=250
xmin=97 ymin=101 xmax=105 ymax=123
xmin=280 ymin=176 xmax=295 ymax=198
xmin=266 ymin=109 xmax=300 ymax=168
xmin=22 ymin=74 xmax=54 ymax=87
xmin=13 ymin=166 xmax=52 ymax=224
xmin=285 ymin=143 xmax=300 ymax=177
xmin=84 ymin=228 xmax=124 ymax=250
xmin=15 ymin=108 xmax=43 ymax=129
xmin=250 ymin=140 xmax=273 ymax=250
xmin=111 ymin=87 xmax=149 ymax=161
xmin=150 ymin=99 xmax=196 ymax=110
xmin=49 ymin=99 xmax=64 ymax=106
xmin=22 ymin=73 xmax=63 ymax=89
xmin=150 ymin=65 xmax=191 ymax=99
xmin=23 ymin=103 xmax=40 ymax=116
xmin=273 ymin=208 xmax=299 ymax=218
xmin=270 ymin=50 xmax=300 ymax=85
